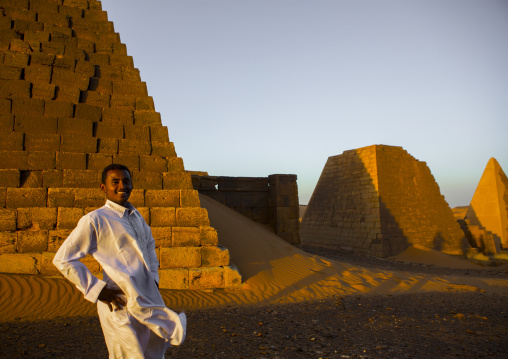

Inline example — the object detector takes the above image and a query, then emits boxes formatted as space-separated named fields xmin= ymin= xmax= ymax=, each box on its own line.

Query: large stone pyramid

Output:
xmin=300 ymin=145 xmax=467 ymax=257
xmin=465 ymin=158 xmax=508 ymax=253
xmin=0 ymin=0 xmax=240 ymax=290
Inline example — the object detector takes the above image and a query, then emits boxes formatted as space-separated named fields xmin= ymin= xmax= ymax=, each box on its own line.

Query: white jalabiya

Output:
xmin=53 ymin=200 xmax=186 ymax=358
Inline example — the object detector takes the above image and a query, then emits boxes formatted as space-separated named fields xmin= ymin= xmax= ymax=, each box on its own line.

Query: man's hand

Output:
xmin=98 ymin=287 xmax=126 ymax=312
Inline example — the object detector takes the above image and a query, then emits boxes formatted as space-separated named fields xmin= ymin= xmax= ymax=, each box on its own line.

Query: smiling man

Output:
xmin=53 ymin=164 xmax=186 ymax=358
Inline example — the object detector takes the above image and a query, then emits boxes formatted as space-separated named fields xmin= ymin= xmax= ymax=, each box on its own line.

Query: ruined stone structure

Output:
xmin=300 ymin=145 xmax=467 ymax=257
xmin=192 ymin=174 xmax=300 ymax=244
xmin=0 ymin=0 xmax=241 ymax=290
xmin=465 ymin=158 xmax=508 ymax=254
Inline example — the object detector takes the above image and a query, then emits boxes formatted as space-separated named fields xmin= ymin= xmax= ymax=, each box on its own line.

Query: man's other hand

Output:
xmin=98 ymin=287 xmax=126 ymax=312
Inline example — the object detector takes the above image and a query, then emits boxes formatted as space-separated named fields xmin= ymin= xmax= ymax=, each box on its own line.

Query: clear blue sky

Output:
xmin=102 ymin=0 xmax=507 ymax=207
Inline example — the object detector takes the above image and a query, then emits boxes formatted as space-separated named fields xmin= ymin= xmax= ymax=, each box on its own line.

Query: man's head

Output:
xmin=100 ymin=164 xmax=133 ymax=206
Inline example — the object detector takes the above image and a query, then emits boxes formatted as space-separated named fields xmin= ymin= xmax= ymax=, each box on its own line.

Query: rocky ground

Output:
xmin=1 ymin=247 xmax=507 ymax=359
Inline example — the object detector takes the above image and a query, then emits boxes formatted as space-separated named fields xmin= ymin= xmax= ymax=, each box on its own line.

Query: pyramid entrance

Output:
xmin=0 ymin=0 xmax=240 ymax=290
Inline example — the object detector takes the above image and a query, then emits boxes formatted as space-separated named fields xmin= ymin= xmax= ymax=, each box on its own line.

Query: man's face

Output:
xmin=100 ymin=169 xmax=133 ymax=206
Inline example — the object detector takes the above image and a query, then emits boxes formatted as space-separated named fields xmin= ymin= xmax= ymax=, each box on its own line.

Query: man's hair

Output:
xmin=101 ymin=164 xmax=132 ymax=184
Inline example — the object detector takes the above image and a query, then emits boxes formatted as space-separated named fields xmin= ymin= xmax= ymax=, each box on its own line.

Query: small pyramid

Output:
xmin=0 ymin=0 xmax=240 ymax=289
xmin=301 ymin=145 xmax=467 ymax=257
xmin=465 ymin=158 xmax=508 ymax=253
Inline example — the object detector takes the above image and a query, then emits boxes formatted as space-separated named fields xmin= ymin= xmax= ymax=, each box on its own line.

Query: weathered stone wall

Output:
xmin=0 ymin=0 xmax=241 ymax=290
xmin=192 ymin=174 xmax=300 ymax=244
xmin=301 ymin=145 xmax=467 ymax=257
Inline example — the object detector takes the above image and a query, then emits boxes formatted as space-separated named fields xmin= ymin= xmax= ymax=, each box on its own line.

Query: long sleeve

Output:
xmin=144 ymin=223 xmax=160 ymax=284
xmin=53 ymin=215 xmax=107 ymax=303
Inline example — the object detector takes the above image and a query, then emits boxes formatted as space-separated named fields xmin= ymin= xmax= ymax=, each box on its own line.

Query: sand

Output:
xmin=0 ymin=194 xmax=507 ymax=323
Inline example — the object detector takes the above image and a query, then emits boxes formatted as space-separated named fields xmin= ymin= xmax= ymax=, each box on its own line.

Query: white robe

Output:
xmin=53 ymin=200 xmax=186 ymax=358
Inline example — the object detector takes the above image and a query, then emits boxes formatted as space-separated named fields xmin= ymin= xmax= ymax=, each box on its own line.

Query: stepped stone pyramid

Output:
xmin=301 ymin=145 xmax=467 ymax=257
xmin=465 ymin=158 xmax=508 ymax=253
xmin=0 ymin=0 xmax=241 ymax=290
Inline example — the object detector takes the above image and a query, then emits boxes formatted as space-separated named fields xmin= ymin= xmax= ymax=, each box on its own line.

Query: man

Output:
xmin=54 ymin=164 xmax=186 ymax=359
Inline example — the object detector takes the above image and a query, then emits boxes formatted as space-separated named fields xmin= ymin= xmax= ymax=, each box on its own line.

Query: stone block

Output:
xmin=40 ymin=251 xmax=60 ymax=275
xmin=112 ymin=81 xmax=148 ymax=97
xmin=63 ymin=169 xmax=100 ymax=188
xmin=163 ymin=172 xmax=193 ymax=190
xmin=0 ymin=79 xmax=30 ymax=98
xmin=124 ymin=124 xmax=150 ymax=141
xmin=28 ymin=151 xmax=57 ymax=170
xmin=88 ymin=53 xmax=110 ymax=66
xmin=118 ymin=139 xmax=151 ymax=155
xmin=189 ymin=267 xmax=224 ymax=290
xmin=3 ymin=51 xmax=29 ymax=68
xmin=57 ymin=207 xmax=84 ymax=229
xmin=32 ymin=83 xmax=56 ymax=100
xmin=181 ymin=190 xmax=200 ymax=208
xmin=140 ymin=155 xmax=167 ymax=173
xmin=145 ymin=190 xmax=180 ymax=207
xmin=88 ymin=77 xmax=112 ymax=92
xmin=12 ymin=98 xmax=45 ymax=116
xmin=112 ymin=154 xmax=139 ymax=171
xmin=17 ymin=230 xmax=48 ymax=252
xmin=74 ymin=103 xmax=103 ymax=122
xmin=151 ymin=141 xmax=175 ymax=157
xmin=14 ymin=114 xmax=58 ymax=134
xmin=48 ymin=229 xmax=72 ymax=252
xmin=97 ymin=65 xmax=122 ymax=80
xmin=158 ymin=268 xmax=189 ymax=290
xmin=95 ymin=122 xmax=123 ymax=139
xmin=17 ymin=207 xmax=57 ymax=230
xmin=0 ymin=253 xmax=38 ymax=274
xmin=135 ymin=96 xmax=154 ymax=111
xmin=0 ymin=169 xmax=19 ymax=188
xmin=134 ymin=110 xmax=161 ymax=126
xmin=172 ymin=227 xmax=200 ymax=247
xmin=102 ymin=107 xmax=134 ymax=125
xmin=0 ymin=115 xmax=13 ymax=134
xmin=44 ymin=100 xmax=74 ymax=118
xmin=109 ymin=54 xmax=134 ymax=68
xmin=82 ymin=91 xmax=110 ymax=107
xmin=87 ymin=153 xmax=112 ymax=170
xmin=74 ymin=188 xmax=104 ymax=208
xmin=176 ymin=208 xmax=210 ymax=227
xmin=149 ymin=126 xmax=169 ymax=142
xmin=48 ymin=188 xmax=74 ymax=207
xmin=151 ymin=227 xmax=172 ymax=248
xmin=57 ymin=117 xmax=93 ymax=136
xmin=160 ymin=247 xmax=201 ymax=269
xmin=127 ymin=189 xmax=144 ymax=208
xmin=131 ymin=171 xmax=161 ymax=190
xmin=42 ymin=170 xmax=63 ymax=188
xmin=166 ymin=157 xmax=184 ymax=173
xmin=137 ymin=207 xmax=150 ymax=224
xmin=30 ymin=52 xmax=55 ymax=66
xmin=24 ymin=64 xmax=52 ymax=83
xmin=110 ymin=94 xmax=136 ymax=110
xmin=19 ymin=170 xmax=41 ymax=188
xmin=0 ymin=208 xmax=17 ymax=231
xmin=200 ymin=226 xmax=218 ymax=246
xmin=0 ymin=132 xmax=23 ymax=151
xmin=6 ymin=188 xmax=46 ymax=208
xmin=201 ymin=246 xmax=230 ymax=267
xmin=149 ymin=207 xmax=176 ymax=227
xmin=98 ymin=138 xmax=118 ymax=154
xmin=0 ymin=64 xmax=22 ymax=80
xmin=54 ymin=86 xmax=81 ymax=103
xmin=60 ymin=135 xmax=97 ymax=153
xmin=0 ymin=232 xmax=17 ymax=253
xmin=56 ymin=152 xmax=86 ymax=170
xmin=224 ymin=264 xmax=242 ymax=287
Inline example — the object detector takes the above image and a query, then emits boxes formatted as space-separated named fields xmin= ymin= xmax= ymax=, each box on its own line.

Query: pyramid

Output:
xmin=0 ymin=0 xmax=241 ymax=290
xmin=300 ymin=145 xmax=467 ymax=257
xmin=465 ymin=158 xmax=508 ymax=253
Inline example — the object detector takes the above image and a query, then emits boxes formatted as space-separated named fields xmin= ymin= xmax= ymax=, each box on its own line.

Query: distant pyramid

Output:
xmin=465 ymin=158 xmax=508 ymax=253
xmin=300 ymin=145 xmax=467 ymax=257
xmin=0 ymin=0 xmax=240 ymax=289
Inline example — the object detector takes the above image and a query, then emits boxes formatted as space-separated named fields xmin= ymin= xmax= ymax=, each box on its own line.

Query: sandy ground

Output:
xmin=1 ymin=195 xmax=507 ymax=358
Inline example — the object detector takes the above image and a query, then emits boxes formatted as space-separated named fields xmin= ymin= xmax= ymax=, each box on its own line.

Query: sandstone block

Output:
xmin=201 ymin=245 xmax=229 ymax=267
xmin=17 ymin=230 xmax=48 ymax=252
xmin=82 ymin=91 xmax=110 ymax=107
xmin=57 ymin=117 xmax=93 ymax=136
xmin=151 ymin=227 xmax=172 ymax=248
xmin=149 ymin=126 xmax=169 ymax=142
xmin=48 ymin=188 xmax=74 ymax=207
xmin=56 ymin=152 xmax=87 ymax=170
xmin=109 ymin=54 xmax=134 ymax=68
xmin=24 ymin=64 xmax=52 ymax=83
xmin=57 ymin=207 xmax=84 ymax=229
xmin=74 ymin=103 xmax=102 ymax=122
xmin=166 ymin=157 xmax=184 ymax=172
xmin=0 ymin=208 xmax=17 ymax=231
xmin=163 ymin=172 xmax=193 ymax=190
xmin=0 ymin=114 xmax=14 ymax=132
xmin=54 ymin=86 xmax=80 ymax=103
xmin=0 ymin=79 xmax=30 ymax=98
xmin=136 ymin=207 xmax=150 ymax=224
xmin=44 ymin=100 xmax=74 ymax=118
xmin=132 ymin=171 xmax=161 ymax=190
xmin=200 ymin=226 xmax=218 ymax=246
xmin=158 ymin=268 xmax=189 ymax=290
xmin=98 ymin=138 xmax=118 ymax=154
xmin=74 ymin=188 xmax=104 ymax=208
xmin=118 ymin=139 xmax=151 ymax=155
xmin=16 ymin=207 xmax=57 ymax=230
xmin=176 ymin=207 xmax=210 ymax=227
xmin=135 ymin=97 xmax=154 ymax=111
xmin=172 ymin=227 xmax=200 ymax=247
xmin=88 ymin=53 xmax=110 ymax=66
xmin=87 ymin=153 xmax=112 ymax=170
xmin=60 ymin=135 xmax=97 ymax=153
xmin=112 ymin=81 xmax=148 ymax=97
xmin=32 ymin=83 xmax=56 ymax=100
xmin=124 ymin=124 xmax=150 ymax=141
xmin=0 ymin=253 xmax=38 ymax=274
xmin=31 ymin=52 xmax=55 ymax=66
xmin=63 ymin=169 xmax=100 ymax=188
xmin=140 ymin=155 xmax=167 ymax=173
xmin=6 ymin=188 xmax=46 ymax=208
xmin=14 ymin=114 xmax=58 ymax=134
xmin=145 ymin=189 xmax=180 ymax=207
xmin=150 ymin=207 xmax=176 ymax=227
xmin=181 ymin=190 xmax=200 ymax=208
xmin=3 ymin=51 xmax=29 ymax=68
xmin=160 ymin=247 xmax=201 ymax=269
xmin=0 ymin=64 xmax=22 ymax=80
xmin=28 ymin=151 xmax=56 ymax=170
xmin=48 ymin=229 xmax=72 ymax=252
xmin=224 ymin=264 xmax=242 ymax=288
xmin=127 ymin=189 xmax=144 ymax=208
xmin=39 ymin=251 xmax=61 ymax=275
xmin=0 ymin=169 xmax=19 ymax=188
xmin=189 ymin=267 xmax=224 ymax=290
xmin=134 ymin=110 xmax=161 ymax=126
xmin=42 ymin=170 xmax=63 ymax=188
xmin=97 ymin=65 xmax=122 ymax=81
xmin=110 ymin=94 xmax=136 ymax=110
xmin=19 ymin=170 xmax=42 ymax=188
xmin=0 ymin=232 xmax=17 ymax=253
xmin=151 ymin=141 xmax=175 ymax=157
xmin=112 ymin=154 xmax=139 ymax=171
xmin=95 ymin=122 xmax=123 ymax=139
